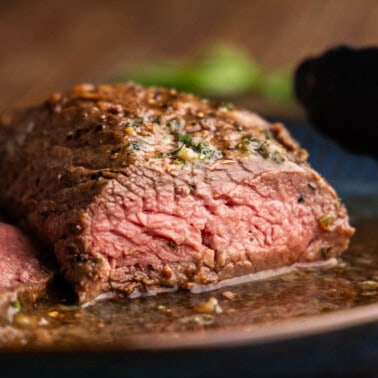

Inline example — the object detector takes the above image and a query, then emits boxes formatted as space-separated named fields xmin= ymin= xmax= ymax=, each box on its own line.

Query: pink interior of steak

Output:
xmin=0 ymin=223 xmax=49 ymax=291
xmin=78 ymin=158 xmax=354 ymax=298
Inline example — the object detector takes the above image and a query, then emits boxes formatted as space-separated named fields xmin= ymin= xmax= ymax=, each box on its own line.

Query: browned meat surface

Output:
xmin=0 ymin=223 xmax=52 ymax=319
xmin=0 ymin=83 xmax=354 ymax=303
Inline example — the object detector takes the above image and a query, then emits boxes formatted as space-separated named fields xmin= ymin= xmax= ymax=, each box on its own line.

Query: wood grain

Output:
xmin=1 ymin=0 xmax=378 ymax=111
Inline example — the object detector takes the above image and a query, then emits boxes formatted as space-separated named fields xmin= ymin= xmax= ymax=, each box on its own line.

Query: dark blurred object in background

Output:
xmin=295 ymin=45 xmax=378 ymax=158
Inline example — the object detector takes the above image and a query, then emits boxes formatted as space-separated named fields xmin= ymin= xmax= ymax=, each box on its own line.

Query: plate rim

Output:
xmin=3 ymin=302 xmax=375 ymax=354
xmin=106 ymin=302 xmax=378 ymax=351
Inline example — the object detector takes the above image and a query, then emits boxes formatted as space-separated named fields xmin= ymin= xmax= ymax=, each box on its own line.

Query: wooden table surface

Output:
xmin=1 ymin=0 xmax=378 ymax=112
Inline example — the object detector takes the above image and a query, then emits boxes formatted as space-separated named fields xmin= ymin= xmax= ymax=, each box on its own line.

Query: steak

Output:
xmin=0 ymin=223 xmax=52 ymax=319
xmin=0 ymin=83 xmax=355 ymax=303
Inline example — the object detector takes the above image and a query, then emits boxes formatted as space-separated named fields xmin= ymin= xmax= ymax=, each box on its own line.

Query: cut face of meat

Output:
xmin=0 ymin=223 xmax=53 ymax=319
xmin=74 ymin=159 xmax=352 ymax=300
xmin=0 ymin=83 xmax=355 ymax=302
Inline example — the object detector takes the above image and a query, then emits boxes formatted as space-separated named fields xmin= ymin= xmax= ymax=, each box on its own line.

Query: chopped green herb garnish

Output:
xmin=168 ymin=241 xmax=177 ymax=249
xmin=11 ymin=299 xmax=21 ymax=311
xmin=319 ymin=215 xmax=336 ymax=231
xmin=150 ymin=115 xmax=161 ymax=124
xmin=178 ymin=134 xmax=193 ymax=145
xmin=127 ymin=142 xmax=142 ymax=150
xmin=126 ymin=117 xmax=144 ymax=128
xmin=197 ymin=142 xmax=221 ymax=161
xmin=234 ymin=123 xmax=244 ymax=132
xmin=256 ymin=141 xmax=270 ymax=159
xmin=238 ymin=135 xmax=285 ymax=163
xmin=169 ymin=134 xmax=221 ymax=163
xmin=93 ymin=257 xmax=103 ymax=264
xmin=237 ymin=134 xmax=260 ymax=151
xmin=166 ymin=118 xmax=182 ymax=131
xmin=271 ymin=151 xmax=285 ymax=164
xmin=320 ymin=247 xmax=332 ymax=260
xmin=168 ymin=144 xmax=185 ymax=156
xmin=174 ymin=157 xmax=186 ymax=165
xmin=320 ymin=248 xmax=327 ymax=259
xmin=202 ymin=314 xmax=214 ymax=321
xmin=260 ymin=129 xmax=273 ymax=139
xmin=242 ymin=134 xmax=255 ymax=141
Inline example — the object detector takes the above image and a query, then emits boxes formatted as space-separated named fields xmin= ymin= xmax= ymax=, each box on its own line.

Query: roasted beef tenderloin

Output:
xmin=0 ymin=83 xmax=355 ymax=302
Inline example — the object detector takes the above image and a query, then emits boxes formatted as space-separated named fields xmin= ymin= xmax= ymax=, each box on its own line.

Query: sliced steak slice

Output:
xmin=0 ymin=83 xmax=355 ymax=303
xmin=0 ymin=223 xmax=53 ymax=320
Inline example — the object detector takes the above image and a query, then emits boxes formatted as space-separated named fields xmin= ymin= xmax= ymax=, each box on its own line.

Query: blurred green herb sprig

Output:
xmin=118 ymin=45 xmax=293 ymax=101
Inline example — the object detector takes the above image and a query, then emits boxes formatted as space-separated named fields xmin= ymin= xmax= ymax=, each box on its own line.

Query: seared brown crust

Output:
xmin=0 ymin=83 xmax=354 ymax=302
xmin=0 ymin=83 xmax=306 ymax=220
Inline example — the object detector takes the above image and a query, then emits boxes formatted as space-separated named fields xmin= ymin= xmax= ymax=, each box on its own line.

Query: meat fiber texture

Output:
xmin=0 ymin=83 xmax=355 ymax=303
xmin=0 ymin=223 xmax=52 ymax=320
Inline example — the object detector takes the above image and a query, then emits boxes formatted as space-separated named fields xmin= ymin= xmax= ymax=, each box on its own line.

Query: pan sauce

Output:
xmin=1 ymin=219 xmax=377 ymax=349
